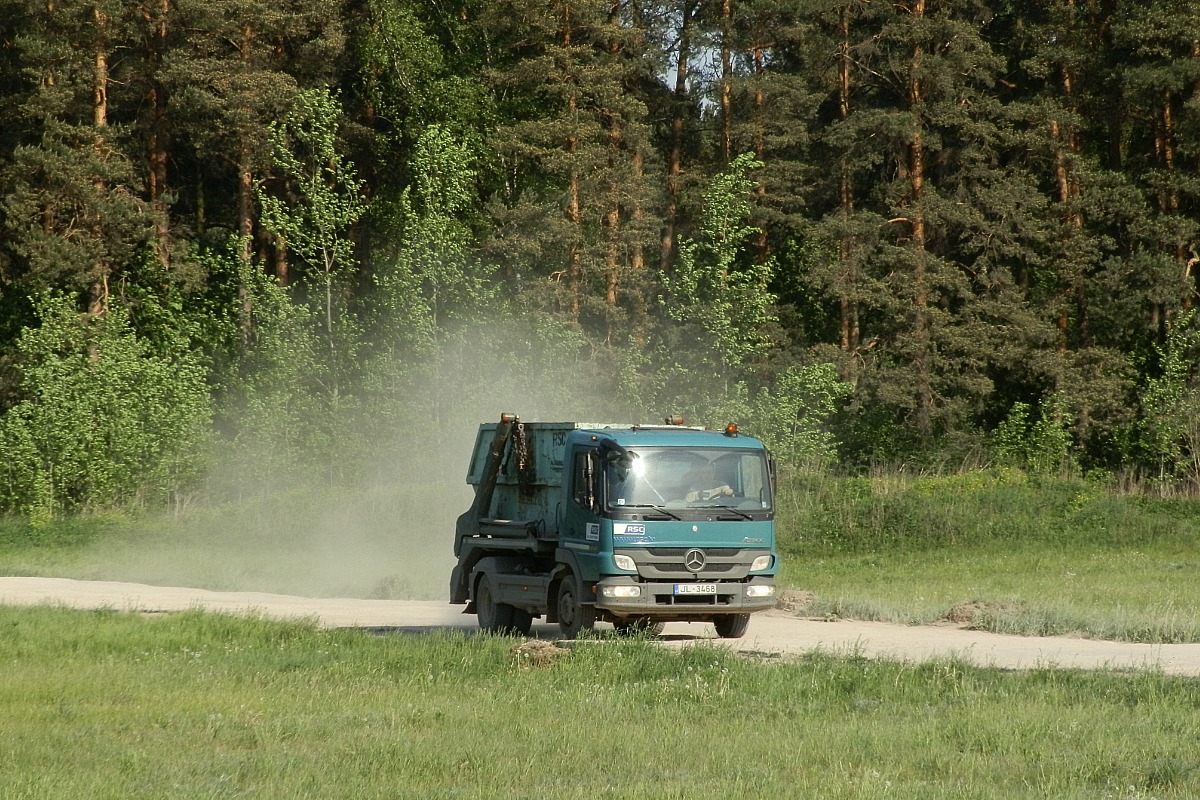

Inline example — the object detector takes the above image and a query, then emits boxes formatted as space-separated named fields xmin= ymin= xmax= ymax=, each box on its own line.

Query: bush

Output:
xmin=0 ymin=293 xmax=212 ymax=518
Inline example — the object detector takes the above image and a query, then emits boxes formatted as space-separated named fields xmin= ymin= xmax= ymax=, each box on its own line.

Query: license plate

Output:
xmin=674 ymin=583 xmax=717 ymax=595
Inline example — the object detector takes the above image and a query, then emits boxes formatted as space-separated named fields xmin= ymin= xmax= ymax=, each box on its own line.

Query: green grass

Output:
xmin=777 ymin=470 xmax=1200 ymax=642
xmin=4 ymin=469 xmax=1200 ymax=641
xmin=782 ymin=545 xmax=1200 ymax=642
xmin=2 ymin=605 xmax=1199 ymax=799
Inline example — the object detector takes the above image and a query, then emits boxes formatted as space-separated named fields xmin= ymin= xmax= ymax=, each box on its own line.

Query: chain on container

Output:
xmin=514 ymin=422 xmax=535 ymax=497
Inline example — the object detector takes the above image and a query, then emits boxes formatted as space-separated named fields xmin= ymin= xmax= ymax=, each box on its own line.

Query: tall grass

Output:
xmin=2 ymin=606 xmax=1199 ymax=799
xmin=777 ymin=469 xmax=1200 ymax=642
xmin=778 ymin=468 xmax=1200 ymax=554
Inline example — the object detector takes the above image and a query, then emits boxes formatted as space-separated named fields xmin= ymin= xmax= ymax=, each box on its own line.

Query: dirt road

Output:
xmin=4 ymin=576 xmax=1200 ymax=675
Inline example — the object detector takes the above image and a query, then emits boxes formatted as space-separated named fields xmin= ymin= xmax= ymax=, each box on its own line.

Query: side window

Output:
xmin=572 ymin=451 xmax=598 ymax=512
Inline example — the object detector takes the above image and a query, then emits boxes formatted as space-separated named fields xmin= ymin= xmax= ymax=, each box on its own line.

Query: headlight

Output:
xmin=613 ymin=554 xmax=636 ymax=571
xmin=745 ymin=584 xmax=776 ymax=598
xmin=750 ymin=554 xmax=773 ymax=571
xmin=602 ymin=585 xmax=642 ymax=598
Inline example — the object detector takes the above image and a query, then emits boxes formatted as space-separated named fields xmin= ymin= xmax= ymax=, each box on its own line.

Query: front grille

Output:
xmin=657 ymin=594 xmax=721 ymax=605
xmin=642 ymin=547 xmax=742 ymax=558
xmin=616 ymin=547 xmax=761 ymax=580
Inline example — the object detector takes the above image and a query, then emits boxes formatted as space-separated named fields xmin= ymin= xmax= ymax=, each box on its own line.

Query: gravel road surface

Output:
xmin=4 ymin=576 xmax=1200 ymax=675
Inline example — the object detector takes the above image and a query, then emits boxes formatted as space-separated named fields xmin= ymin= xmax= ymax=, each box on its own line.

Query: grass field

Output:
xmin=2 ymin=605 xmax=1199 ymax=800
xmin=778 ymin=470 xmax=1200 ymax=642
xmin=3 ymin=469 xmax=1199 ymax=642
xmin=4 ymin=471 xmax=1200 ymax=797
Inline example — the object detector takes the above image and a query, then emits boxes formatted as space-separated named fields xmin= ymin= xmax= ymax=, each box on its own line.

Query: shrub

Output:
xmin=0 ymin=293 xmax=212 ymax=518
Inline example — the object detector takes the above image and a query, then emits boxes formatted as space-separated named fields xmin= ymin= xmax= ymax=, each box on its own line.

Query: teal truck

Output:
xmin=449 ymin=414 xmax=778 ymax=639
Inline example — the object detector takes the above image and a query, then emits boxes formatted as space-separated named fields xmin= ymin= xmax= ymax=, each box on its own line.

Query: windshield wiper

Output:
xmin=696 ymin=504 xmax=753 ymax=519
xmin=622 ymin=504 xmax=681 ymax=520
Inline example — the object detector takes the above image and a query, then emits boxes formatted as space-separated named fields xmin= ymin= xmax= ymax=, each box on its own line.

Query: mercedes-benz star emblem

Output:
xmin=684 ymin=549 xmax=706 ymax=572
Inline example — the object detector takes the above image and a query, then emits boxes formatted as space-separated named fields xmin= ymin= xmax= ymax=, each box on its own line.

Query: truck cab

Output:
xmin=450 ymin=415 xmax=778 ymax=638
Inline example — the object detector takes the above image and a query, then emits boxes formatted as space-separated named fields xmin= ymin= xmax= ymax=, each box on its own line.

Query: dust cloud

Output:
xmin=79 ymin=320 xmax=644 ymax=600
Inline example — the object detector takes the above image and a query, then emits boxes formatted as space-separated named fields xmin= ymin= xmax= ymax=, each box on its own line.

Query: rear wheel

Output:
xmin=475 ymin=576 xmax=507 ymax=632
xmin=557 ymin=577 xmax=596 ymax=639
xmin=476 ymin=576 xmax=532 ymax=635
xmin=713 ymin=614 xmax=751 ymax=639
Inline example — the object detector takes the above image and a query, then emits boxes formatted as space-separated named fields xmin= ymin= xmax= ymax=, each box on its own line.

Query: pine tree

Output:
xmin=479 ymin=0 xmax=657 ymax=338
xmin=847 ymin=0 xmax=1014 ymax=442
xmin=1 ymin=0 xmax=155 ymax=316
xmin=160 ymin=0 xmax=344 ymax=272
xmin=1110 ymin=0 xmax=1200 ymax=326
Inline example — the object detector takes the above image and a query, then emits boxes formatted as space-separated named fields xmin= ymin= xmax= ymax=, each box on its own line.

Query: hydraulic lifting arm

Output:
xmin=453 ymin=413 xmax=517 ymax=557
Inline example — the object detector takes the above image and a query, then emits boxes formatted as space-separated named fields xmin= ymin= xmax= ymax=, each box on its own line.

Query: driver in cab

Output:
xmin=681 ymin=462 xmax=733 ymax=502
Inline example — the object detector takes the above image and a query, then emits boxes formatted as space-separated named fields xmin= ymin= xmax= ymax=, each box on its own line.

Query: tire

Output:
xmin=507 ymin=607 xmax=534 ymax=637
xmin=613 ymin=617 xmax=665 ymax=637
xmin=557 ymin=577 xmax=596 ymax=639
xmin=475 ymin=575 xmax=506 ymax=632
xmin=476 ymin=576 xmax=531 ymax=635
xmin=713 ymin=614 xmax=751 ymax=639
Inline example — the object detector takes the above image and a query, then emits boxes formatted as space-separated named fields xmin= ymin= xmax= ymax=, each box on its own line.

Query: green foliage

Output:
xmin=992 ymin=402 xmax=1032 ymax=467
xmin=259 ymin=87 xmax=367 ymax=393
xmin=747 ymin=363 xmax=852 ymax=470
xmin=1027 ymin=395 xmax=1076 ymax=475
xmin=990 ymin=395 xmax=1076 ymax=476
xmin=1139 ymin=311 xmax=1200 ymax=490
xmin=0 ymin=293 xmax=212 ymax=519
xmin=356 ymin=0 xmax=490 ymax=139
xmin=259 ymin=88 xmax=366 ymax=276
xmin=1 ymin=136 xmax=151 ymax=296
xmin=374 ymin=124 xmax=495 ymax=342
xmin=8 ymin=0 xmax=1200 ymax=516
xmin=660 ymin=153 xmax=776 ymax=378
xmin=201 ymin=239 xmax=329 ymax=489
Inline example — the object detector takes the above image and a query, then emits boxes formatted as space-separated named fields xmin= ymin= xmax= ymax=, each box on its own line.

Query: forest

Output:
xmin=3 ymin=0 xmax=1200 ymax=518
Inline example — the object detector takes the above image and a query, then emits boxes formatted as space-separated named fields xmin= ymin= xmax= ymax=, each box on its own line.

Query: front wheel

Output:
xmin=613 ymin=617 xmax=666 ymax=637
xmin=713 ymin=614 xmax=751 ymax=639
xmin=557 ymin=577 xmax=596 ymax=639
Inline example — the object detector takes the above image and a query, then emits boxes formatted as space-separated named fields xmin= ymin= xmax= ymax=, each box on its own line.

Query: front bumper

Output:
xmin=594 ymin=575 xmax=777 ymax=617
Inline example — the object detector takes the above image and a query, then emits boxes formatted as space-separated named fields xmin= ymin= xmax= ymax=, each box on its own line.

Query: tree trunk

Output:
xmin=629 ymin=146 xmax=647 ymax=343
xmin=604 ymin=0 xmax=623 ymax=337
xmin=146 ymin=0 xmax=171 ymax=267
xmin=1188 ymin=39 xmax=1200 ymax=307
xmin=719 ymin=0 xmax=733 ymax=165
xmin=660 ymin=0 xmax=693 ymax=273
xmin=274 ymin=240 xmax=290 ymax=286
xmin=90 ymin=2 xmax=111 ymax=319
xmin=562 ymin=3 xmax=582 ymax=321
xmin=235 ymin=25 xmax=256 ymax=343
xmin=1051 ymin=57 xmax=1086 ymax=352
xmin=752 ymin=20 xmax=768 ymax=262
xmin=907 ymin=0 xmax=932 ymax=436
xmin=237 ymin=142 xmax=254 ymax=345
xmin=1153 ymin=88 xmax=1179 ymax=327
xmin=838 ymin=5 xmax=858 ymax=352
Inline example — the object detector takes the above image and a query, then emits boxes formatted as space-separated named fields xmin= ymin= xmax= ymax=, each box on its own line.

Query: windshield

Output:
xmin=605 ymin=447 xmax=773 ymax=512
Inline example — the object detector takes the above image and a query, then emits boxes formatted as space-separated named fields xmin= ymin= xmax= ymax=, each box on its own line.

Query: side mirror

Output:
xmin=599 ymin=439 xmax=628 ymax=463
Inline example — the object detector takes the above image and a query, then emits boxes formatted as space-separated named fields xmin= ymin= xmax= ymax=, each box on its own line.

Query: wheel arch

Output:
xmin=544 ymin=553 xmax=582 ymax=624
